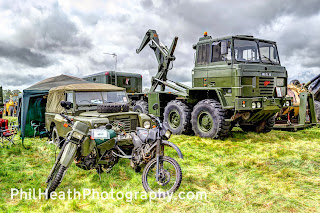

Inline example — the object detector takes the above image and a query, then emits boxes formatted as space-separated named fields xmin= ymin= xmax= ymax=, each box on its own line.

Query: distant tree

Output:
xmin=3 ymin=89 xmax=21 ymax=101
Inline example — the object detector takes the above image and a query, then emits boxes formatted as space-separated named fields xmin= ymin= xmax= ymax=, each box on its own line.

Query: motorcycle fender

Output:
xmin=60 ymin=142 xmax=77 ymax=167
xmin=150 ymin=140 xmax=183 ymax=159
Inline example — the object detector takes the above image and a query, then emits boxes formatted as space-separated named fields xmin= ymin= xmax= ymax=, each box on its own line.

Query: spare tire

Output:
xmin=97 ymin=103 xmax=129 ymax=113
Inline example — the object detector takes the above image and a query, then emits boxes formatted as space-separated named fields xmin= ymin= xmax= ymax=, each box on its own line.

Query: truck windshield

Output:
xmin=75 ymin=91 xmax=128 ymax=105
xmin=234 ymin=39 xmax=260 ymax=63
xmin=259 ymin=42 xmax=280 ymax=64
xmin=234 ymin=39 xmax=280 ymax=64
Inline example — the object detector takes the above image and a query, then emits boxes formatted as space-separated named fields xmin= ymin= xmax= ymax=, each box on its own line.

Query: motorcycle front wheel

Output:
xmin=142 ymin=156 xmax=182 ymax=198
xmin=45 ymin=163 xmax=67 ymax=199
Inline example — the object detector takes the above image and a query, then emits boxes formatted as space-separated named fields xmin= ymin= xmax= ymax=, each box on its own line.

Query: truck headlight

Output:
xmin=252 ymin=102 xmax=256 ymax=109
xmin=257 ymin=102 xmax=261 ymax=108
xmin=143 ymin=121 xmax=151 ymax=129
xmin=286 ymin=101 xmax=290 ymax=106
xmin=276 ymin=78 xmax=285 ymax=86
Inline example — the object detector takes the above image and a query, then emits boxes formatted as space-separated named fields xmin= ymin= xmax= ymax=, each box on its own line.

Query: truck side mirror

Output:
xmin=221 ymin=41 xmax=228 ymax=55
xmin=60 ymin=101 xmax=72 ymax=110
xmin=106 ymin=124 xmax=112 ymax=129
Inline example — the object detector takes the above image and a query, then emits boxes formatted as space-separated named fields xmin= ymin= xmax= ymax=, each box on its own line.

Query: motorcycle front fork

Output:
xmin=155 ymin=138 xmax=164 ymax=181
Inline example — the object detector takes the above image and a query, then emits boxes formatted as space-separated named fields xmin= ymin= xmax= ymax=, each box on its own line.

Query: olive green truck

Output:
xmin=133 ymin=30 xmax=292 ymax=139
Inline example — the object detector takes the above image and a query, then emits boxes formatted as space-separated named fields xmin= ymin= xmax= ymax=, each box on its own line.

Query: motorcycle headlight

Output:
xmin=286 ymin=101 xmax=290 ymax=106
xmin=72 ymin=131 xmax=84 ymax=140
xmin=252 ymin=102 xmax=256 ymax=109
xmin=143 ymin=120 xmax=151 ymax=129
xmin=164 ymin=130 xmax=172 ymax=139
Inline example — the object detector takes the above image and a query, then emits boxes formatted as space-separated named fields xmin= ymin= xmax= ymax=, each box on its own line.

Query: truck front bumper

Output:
xmin=233 ymin=96 xmax=293 ymax=123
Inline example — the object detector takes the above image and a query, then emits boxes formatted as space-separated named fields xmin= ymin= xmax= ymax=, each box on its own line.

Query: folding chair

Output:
xmin=0 ymin=119 xmax=17 ymax=148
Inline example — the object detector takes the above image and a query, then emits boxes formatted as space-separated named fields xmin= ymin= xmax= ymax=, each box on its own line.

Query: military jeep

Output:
xmin=45 ymin=83 xmax=151 ymax=146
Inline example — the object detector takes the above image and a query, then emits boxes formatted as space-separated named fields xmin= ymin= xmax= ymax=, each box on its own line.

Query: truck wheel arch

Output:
xmin=188 ymin=89 xmax=229 ymax=108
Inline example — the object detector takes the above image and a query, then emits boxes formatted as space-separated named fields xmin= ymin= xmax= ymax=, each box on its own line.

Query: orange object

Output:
xmin=204 ymin=32 xmax=208 ymax=36
xmin=242 ymin=101 xmax=246 ymax=104
xmin=152 ymin=125 xmax=156 ymax=129
xmin=63 ymin=123 xmax=68 ymax=128
xmin=204 ymin=84 xmax=207 ymax=86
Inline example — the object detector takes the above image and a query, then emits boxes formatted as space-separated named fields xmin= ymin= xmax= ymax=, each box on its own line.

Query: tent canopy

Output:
xmin=21 ymin=75 xmax=88 ymax=140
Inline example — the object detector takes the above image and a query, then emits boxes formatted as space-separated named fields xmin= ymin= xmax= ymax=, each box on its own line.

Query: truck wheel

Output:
xmin=133 ymin=100 xmax=148 ymax=114
xmin=163 ymin=100 xmax=191 ymax=135
xmin=241 ymin=116 xmax=276 ymax=133
xmin=315 ymin=100 xmax=320 ymax=121
xmin=191 ymin=99 xmax=231 ymax=139
xmin=9 ymin=106 xmax=14 ymax=116
xmin=263 ymin=115 xmax=276 ymax=133
xmin=97 ymin=103 xmax=129 ymax=113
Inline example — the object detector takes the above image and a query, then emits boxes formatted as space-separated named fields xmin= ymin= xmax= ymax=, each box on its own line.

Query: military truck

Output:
xmin=133 ymin=30 xmax=292 ymax=139
xmin=45 ymin=83 xmax=151 ymax=145
xmin=83 ymin=71 xmax=144 ymax=105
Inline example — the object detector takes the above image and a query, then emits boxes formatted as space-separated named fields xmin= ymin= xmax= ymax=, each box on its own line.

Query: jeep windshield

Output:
xmin=75 ymin=91 xmax=128 ymax=105
xmin=234 ymin=39 xmax=280 ymax=64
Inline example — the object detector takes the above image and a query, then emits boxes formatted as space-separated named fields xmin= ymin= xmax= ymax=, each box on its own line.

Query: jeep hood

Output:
xmin=78 ymin=111 xmax=140 ymax=118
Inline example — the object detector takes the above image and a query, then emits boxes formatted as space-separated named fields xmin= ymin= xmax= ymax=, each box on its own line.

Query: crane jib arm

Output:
xmin=136 ymin=29 xmax=179 ymax=93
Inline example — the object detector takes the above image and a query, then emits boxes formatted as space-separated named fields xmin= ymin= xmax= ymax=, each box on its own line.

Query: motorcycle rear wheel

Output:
xmin=142 ymin=156 xmax=182 ymax=198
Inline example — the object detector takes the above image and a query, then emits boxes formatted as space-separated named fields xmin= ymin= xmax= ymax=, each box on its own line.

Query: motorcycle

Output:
xmin=45 ymin=101 xmax=183 ymax=198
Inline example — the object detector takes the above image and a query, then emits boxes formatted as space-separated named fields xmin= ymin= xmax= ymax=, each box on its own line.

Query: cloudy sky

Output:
xmin=0 ymin=0 xmax=319 ymax=91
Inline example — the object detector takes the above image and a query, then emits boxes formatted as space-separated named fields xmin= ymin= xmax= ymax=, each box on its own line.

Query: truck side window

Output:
xmin=212 ymin=40 xmax=231 ymax=62
xmin=197 ymin=44 xmax=211 ymax=64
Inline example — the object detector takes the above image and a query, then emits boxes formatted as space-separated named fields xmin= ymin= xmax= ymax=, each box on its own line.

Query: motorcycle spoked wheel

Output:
xmin=46 ymin=163 xmax=67 ymax=199
xmin=45 ymin=142 xmax=69 ymax=199
xmin=142 ymin=156 xmax=182 ymax=198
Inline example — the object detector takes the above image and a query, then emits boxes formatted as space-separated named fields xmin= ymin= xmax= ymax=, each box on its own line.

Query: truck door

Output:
xmin=207 ymin=40 xmax=232 ymax=88
xmin=193 ymin=43 xmax=210 ymax=87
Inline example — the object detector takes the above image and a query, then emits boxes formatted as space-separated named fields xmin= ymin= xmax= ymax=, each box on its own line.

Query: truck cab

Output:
xmin=190 ymin=33 xmax=291 ymax=128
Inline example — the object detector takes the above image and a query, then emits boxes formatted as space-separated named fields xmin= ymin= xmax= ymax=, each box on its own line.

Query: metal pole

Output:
xmin=103 ymin=52 xmax=117 ymax=86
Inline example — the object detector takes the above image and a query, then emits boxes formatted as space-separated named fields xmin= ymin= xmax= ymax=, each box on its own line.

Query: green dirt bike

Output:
xmin=46 ymin=102 xmax=183 ymax=198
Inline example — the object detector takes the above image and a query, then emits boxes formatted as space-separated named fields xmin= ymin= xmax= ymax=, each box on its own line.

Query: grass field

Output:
xmin=0 ymin=124 xmax=320 ymax=212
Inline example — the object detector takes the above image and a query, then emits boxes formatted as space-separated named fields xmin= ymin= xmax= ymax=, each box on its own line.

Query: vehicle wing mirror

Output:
xmin=221 ymin=40 xmax=228 ymax=55
xmin=152 ymin=103 xmax=159 ymax=110
xmin=106 ymin=124 xmax=112 ymax=129
xmin=60 ymin=101 xmax=72 ymax=110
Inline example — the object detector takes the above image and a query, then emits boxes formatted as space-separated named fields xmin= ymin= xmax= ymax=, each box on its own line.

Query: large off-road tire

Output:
xmin=97 ymin=103 xmax=129 ymax=113
xmin=142 ymin=156 xmax=182 ymax=198
xmin=315 ymin=100 xmax=320 ymax=121
xmin=133 ymin=100 xmax=148 ymax=114
xmin=191 ymin=99 xmax=231 ymax=139
xmin=46 ymin=163 xmax=67 ymax=199
xmin=163 ymin=100 xmax=192 ymax=135
xmin=240 ymin=115 xmax=276 ymax=133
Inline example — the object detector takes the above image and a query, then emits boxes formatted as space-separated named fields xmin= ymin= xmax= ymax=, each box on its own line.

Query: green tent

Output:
xmin=21 ymin=75 xmax=88 ymax=141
